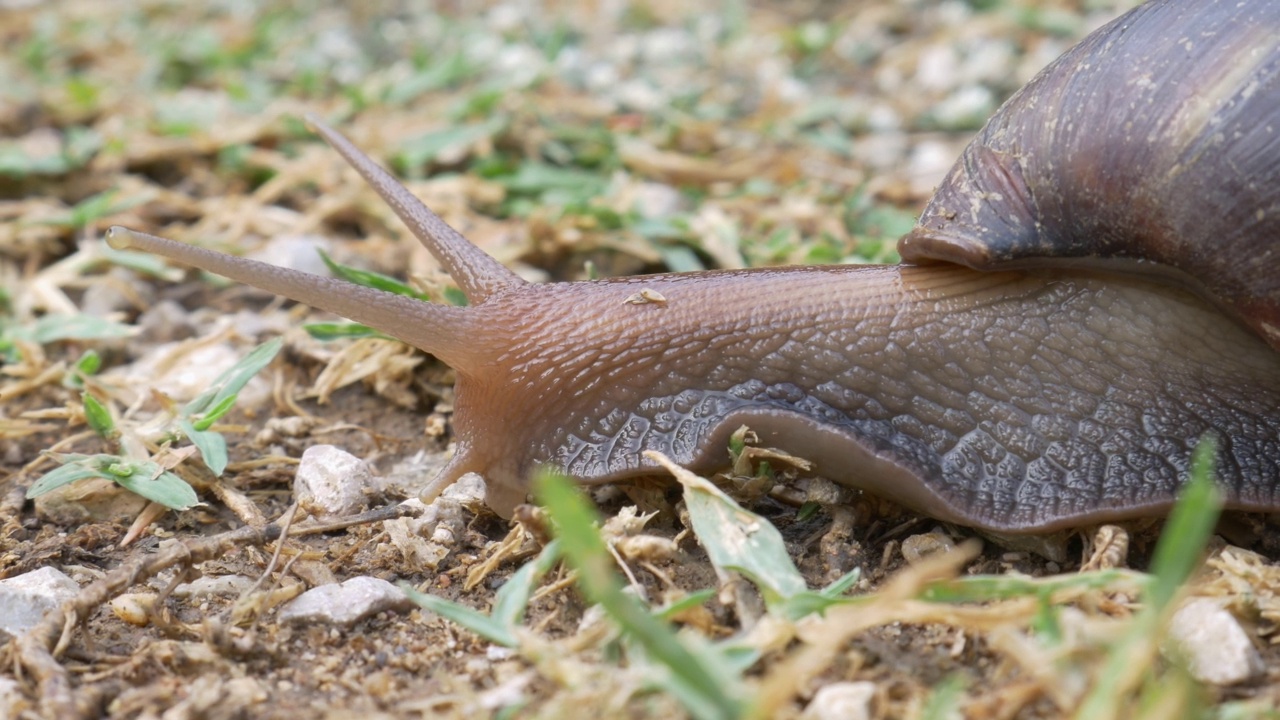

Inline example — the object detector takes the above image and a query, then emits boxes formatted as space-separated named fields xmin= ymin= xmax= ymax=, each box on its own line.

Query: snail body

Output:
xmin=109 ymin=0 xmax=1280 ymax=532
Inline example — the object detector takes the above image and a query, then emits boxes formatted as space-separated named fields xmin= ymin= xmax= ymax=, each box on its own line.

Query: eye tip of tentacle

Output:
xmin=105 ymin=226 xmax=137 ymax=251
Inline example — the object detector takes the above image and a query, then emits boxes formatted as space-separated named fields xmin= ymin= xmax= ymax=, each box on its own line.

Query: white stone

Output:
xmin=33 ymin=476 xmax=149 ymax=525
xmin=0 ymin=567 xmax=80 ymax=636
xmin=441 ymin=472 xmax=486 ymax=504
xmin=1165 ymin=598 xmax=1264 ymax=685
xmin=294 ymin=445 xmax=372 ymax=517
xmin=172 ymin=574 xmax=253 ymax=599
xmin=802 ymin=681 xmax=875 ymax=720
xmin=486 ymin=645 xmax=515 ymax=661
xmin=277 ymin=576 xmax=410 ymax=626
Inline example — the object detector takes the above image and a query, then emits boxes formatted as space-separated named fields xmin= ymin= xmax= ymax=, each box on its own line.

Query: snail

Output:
xmin=106 ymin=0 xmax=1280 ymax=533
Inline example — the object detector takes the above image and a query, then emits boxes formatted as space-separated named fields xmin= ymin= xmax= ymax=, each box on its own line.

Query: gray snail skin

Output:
xmin=108 ymin=0 xmax=1280 ymax=533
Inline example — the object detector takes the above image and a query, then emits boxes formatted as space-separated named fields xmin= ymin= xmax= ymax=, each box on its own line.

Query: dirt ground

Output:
xmin=3 ymin=1 xmax=1280 ymax=718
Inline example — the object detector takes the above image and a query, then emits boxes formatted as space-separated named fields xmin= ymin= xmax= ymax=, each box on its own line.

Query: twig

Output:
xmin=288 ymin=501 xmax=421 ymax=537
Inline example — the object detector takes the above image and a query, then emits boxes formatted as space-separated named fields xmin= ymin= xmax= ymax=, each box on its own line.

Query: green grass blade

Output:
xmin=180 ymin=420 xmax=229 ymax=476
xmin=534 ymin=470 xmax=743 ymax=720
xmin=25 ymin=314 xmax=133 ymax=344
xmin=317 ymin=249 xmax=431 ymax=301
xmin=404 ymin=587 xmax=520 ymax=647
xmin=303 ymin=322 xmax=389 ymax=341
xmin=672 ymin=463 xmax=808 ymax=608
xmin=1147 ymin=435 xmax=1223 ymax=609
xmin=191 ymin=394 xmax=237 ymax=430
xmin=403 ymin=539 xmax=562 ymax=648
xmin=1072 ymin=435 xmax=1223 ymax=719
xmin=111 ymin=464 xmax=199 ymax=510
xmin=491 ymin=539 xmax=561 ymax=628
xmin=81 ymin=392 xmax=117 ymax=440
xmin=182 ymin=337 xmax=282 ymax=417
xmin=26 ymin=457 xmax=112 ymax=498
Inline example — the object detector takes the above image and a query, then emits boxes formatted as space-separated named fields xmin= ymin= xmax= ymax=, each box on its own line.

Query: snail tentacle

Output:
xmin=105 ymin=227 xmax=482 ymax=369
xmin=305 ymin=114 xmax=525 ymax=303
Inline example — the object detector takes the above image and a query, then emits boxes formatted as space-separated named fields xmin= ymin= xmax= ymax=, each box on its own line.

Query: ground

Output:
xmin=2 ymin=1 xmax=1279 ymax=718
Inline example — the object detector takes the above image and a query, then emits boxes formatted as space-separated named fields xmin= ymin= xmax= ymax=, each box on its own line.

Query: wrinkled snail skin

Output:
xmin=107 ymin=0 xmax=1280 ymax=533
xmin=900 ymin=0 xmax=1280 ymax=349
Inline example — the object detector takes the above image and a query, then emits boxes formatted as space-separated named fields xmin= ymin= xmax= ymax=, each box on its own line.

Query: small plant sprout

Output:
xmin=26 ymin=338 xmax=283 ymax=511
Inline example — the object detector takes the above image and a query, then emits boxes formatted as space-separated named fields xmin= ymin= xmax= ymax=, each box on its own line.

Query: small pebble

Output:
xmin=110 ymin=593 xmax=157 ymax=626
xmin=294 ymin=444 xmax=373 ymax=517
xmin=172 ymin=574 xmax=253 ymax=599
xmin=278 ymin=577 xmax=411 ymax=627
xmin=441 ymin=471 xmax=487 ymax=505
xmin=632 ymin=182 xmax=683 ymax=218
xmin=802 ymin=681 xmax=875 ymax=720
xmin=382 ymin=471 xmax=485 ymax=564
xmin=1165 ymin=598 xmax=1263 ymax=685
xmin=384 ymin=499 xmax=453 ymax=571
xmin=901 ymin=531 xmax=956 ymax=565
xmin=0 ymin=567 xmax=80 ymax=636
xmin=486 ymin=646 xmax=515 ymax=661
xmin=33 ymin=476 xmax=149 ymax=525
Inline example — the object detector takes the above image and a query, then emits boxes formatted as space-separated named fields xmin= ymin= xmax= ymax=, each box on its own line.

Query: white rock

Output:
xmin=172 ymin=574 xmax=254 ymax=599
xmin=633 ymin=182 xmax=683 ymax=219
xmin=932 ymin=85 xmax=995 ymax=130
xmin=1165 ymin=598 xmax=1264 ymax=685
xmin=277 ymin=577 xmax=410 ymax=626
xmin=0 ymin=567 xmax=80 ymax=636
xmin=33 ymin=476 xmax=149 ymax=525
xmin=110 ymin=593 xmax=157 ymax=626
xmin=486 ymin=645 xmax=515 ymax=661
xmin=901 ymin=531 xmax=957 ymax=566
xmin=802 ymin=681 xmax=875 ymax=720
xmin=441 ymin=472 xmax=486 ymax=505
xmin=294 ymin=445 xmax=372 ymax=517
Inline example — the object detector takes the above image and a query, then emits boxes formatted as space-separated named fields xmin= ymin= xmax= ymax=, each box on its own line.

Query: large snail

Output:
xmin=108 ymin=0 xmax=1280 ymax=533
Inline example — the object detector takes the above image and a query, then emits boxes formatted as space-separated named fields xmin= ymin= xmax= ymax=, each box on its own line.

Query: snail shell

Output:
xmin=901 ymin=0 xmax=1280 ymax=349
